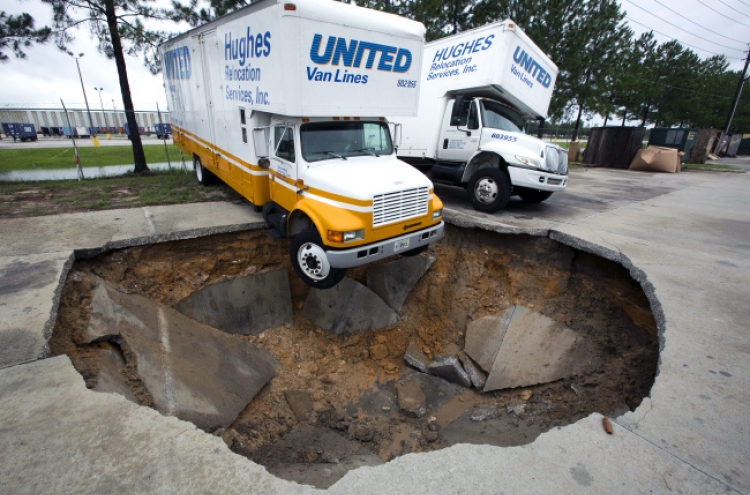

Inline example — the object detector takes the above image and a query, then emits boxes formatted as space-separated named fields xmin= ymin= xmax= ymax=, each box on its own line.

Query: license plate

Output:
xmin=393 ymin=238 xmax=410 ymax=252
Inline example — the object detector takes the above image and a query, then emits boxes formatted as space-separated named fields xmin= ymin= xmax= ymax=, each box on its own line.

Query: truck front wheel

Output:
xmin=517 ymin=188 xmax=553 ymax=203
xmin=468 ymin=168 xmax=511 ymax=212
xmin=290 ymin=230 xmax=346 ymax=289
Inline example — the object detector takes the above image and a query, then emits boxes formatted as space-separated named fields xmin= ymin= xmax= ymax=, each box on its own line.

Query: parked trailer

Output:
xmin=2 ymin=123 xmax=38 ymax=141
xmin=155 ymin=123 xmax=172 ymax=139
xmin=393 ymin=20 xmax=568 ymax=212
xmin=160 ymin=0 xmax=444 ymax=288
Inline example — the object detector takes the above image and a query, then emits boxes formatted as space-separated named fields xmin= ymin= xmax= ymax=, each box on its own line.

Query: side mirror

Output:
xmin=450 ymin=94 xmax=468 ymax=127
xmin=389 ymin=122 xmax=402 ymax=149
xmin=253 ymin=127 xmax=269 ymax=157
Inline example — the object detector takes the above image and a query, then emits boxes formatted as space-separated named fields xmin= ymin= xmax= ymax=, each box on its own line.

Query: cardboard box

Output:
xmin=629 ymin=146 xmax=681 ymax=173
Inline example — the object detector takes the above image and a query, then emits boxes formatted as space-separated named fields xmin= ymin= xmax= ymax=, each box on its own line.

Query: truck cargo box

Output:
xmin=162 ymin=0 xmax=424 ymax=122
xmin=421 ymin=20 xmax=557 ymax=120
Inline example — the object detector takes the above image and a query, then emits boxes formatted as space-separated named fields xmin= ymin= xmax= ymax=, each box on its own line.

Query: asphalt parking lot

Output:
xmin=0 ymin=161 xmax=748 ymax=494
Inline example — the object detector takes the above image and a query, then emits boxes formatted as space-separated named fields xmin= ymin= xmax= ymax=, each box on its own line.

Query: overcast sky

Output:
xmin=1 ymin=0 xmax=749 ymax=113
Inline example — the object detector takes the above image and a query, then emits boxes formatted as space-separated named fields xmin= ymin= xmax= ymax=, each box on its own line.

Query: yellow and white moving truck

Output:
xmin=160 ymin=0 xmax=444 ymax=288
xmin=394 ymin=20 xmax=568 ymax=212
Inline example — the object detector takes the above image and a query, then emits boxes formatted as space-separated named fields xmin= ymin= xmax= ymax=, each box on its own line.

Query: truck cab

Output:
xmin=260 ymin=116 xmax=443 ymax=288
xmin=429 ymin=95 xmax=567 ymax=212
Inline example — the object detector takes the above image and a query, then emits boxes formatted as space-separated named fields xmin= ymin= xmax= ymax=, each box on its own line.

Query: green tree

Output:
xmin=42 ymin=0 xmax=173 ymax=173
xmin=0 ymin=11 xmax=51 ymax=61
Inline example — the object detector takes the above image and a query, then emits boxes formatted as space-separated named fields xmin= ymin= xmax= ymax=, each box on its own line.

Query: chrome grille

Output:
xmin=544 ymin=145 xmax=568 ymax=175
xmin=373 ymin=187 xmax=429 ymax=227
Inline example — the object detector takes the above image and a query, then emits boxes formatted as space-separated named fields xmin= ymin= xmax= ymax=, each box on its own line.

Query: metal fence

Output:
xmin=0 ymin=104 xmax=170 ymax=134
xmin=0 ymin=104 xmax=190 ymax=182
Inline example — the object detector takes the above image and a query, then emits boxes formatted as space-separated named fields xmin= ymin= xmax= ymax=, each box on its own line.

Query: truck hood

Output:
xmin=482 ymin=129 xmax=545 ymax=157
xmin=300 ymin=155 xmax=433 ymax=202
xmin=480 ymin=130 xmax=567 ymax=174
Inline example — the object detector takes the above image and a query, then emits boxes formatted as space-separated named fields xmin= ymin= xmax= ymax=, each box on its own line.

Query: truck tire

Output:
xmin=468 ymin=168 xmax=511 ymax=212
xmin=290 ymin=229 xmax=346 ymax=289
xmin=517 ymin=188 xmax=553 ymax=203
xmin=194 ymin=156 xmax=214 ymax=186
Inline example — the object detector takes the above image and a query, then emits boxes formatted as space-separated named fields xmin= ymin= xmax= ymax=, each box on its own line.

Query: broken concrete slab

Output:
xmin=427 ymin=355 xmax=472 ymax=388
xmin=174 ymin=268 xmax=293 ymax=335
xmin=458 ymin=352 xmax=486 ymax=390
xmin=303 ymin=277 xmax=398 ymax=335
xmin=0 ymin=253 xmax=72 ymax=368
xmin=466 ymin=306 xmax=591 ymax=392
xmin=464 ymin=311 xmax=514 ymax=373
xmin=367 ymin=253 xmax=436 ymax=312
xmin=85 ymin=276 xmax=279 ymax=429
xmin=404 ymin=342 xmax=430 ymax=373
xmin=396 ymin=378 xmax=427 ymax=418
xmin=92 ymin=348 xmax=137 ymax=403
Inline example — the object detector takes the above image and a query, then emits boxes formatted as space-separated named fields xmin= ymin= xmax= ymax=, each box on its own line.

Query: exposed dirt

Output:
xmin=51 ymin=225 xmax=659 ymax=489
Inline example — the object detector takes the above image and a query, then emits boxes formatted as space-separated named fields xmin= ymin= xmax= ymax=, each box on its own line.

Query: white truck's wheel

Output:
xmin=290 ymin=230 xmax=346 ymax=289
xmin=468 ymin=168 xmax=511 ymax=212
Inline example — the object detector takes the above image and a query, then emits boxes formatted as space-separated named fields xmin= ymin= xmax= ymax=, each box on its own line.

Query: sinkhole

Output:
xmin=51 ymin=225 xmax=659 ymax=489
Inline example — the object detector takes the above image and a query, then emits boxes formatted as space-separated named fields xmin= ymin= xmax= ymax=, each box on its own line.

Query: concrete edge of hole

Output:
xmin=547 ymin=230 xmax=667 ymax=357
xmin=39 ymin=252 xmax=77 ymax=362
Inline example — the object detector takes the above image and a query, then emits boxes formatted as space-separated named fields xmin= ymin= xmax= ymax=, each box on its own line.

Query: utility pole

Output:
xmin=94 ymin=87 xmax=109 ymax=133
xmin=68 ymin=52 xmax=99 ymax=146
xmin=723 ymin=46 xmax=750 ymax=135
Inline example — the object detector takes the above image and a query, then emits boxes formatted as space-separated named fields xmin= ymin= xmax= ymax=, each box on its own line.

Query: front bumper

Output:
xmin=508 ymin=166 xmax=568 ymax=191
xmin=327 ymin=221 xmax=445 ymax=269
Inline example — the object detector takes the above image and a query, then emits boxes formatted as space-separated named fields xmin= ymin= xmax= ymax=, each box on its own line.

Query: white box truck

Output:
xmin=393 ymin=20 xmax=568 ymax=212
xmin=160 ymin=0 xmax=444 ymax=289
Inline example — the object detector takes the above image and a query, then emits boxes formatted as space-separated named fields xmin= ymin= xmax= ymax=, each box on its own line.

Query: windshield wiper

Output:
xmin=323 ymin=151 xmax=347 ymax=160
xmin=352 ymin=148 xmax=380 ymax=157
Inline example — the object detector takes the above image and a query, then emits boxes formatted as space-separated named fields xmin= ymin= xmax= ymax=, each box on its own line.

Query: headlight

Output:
xmin=328 ymin=229 xmax=364 ymax=242
xmin=515 ymin=155 xmax=541 ymax=168
xmin=432 ymin=209 xmax=442 ymax=220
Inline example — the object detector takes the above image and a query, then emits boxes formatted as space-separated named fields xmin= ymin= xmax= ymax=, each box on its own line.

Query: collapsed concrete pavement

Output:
xmin=1 ymin=167 xmax=749 ymax=494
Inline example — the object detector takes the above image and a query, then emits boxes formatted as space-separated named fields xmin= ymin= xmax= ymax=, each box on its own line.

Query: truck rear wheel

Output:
xmin=194 ymin=156 xmax=214 ymax=186
xmin=468 ymin=168 xmax=511 ymax=212
xmin=290 ymin=229 xmax=346 ymax=289
xmin=517 ymin=188 xmax=553 ymax=203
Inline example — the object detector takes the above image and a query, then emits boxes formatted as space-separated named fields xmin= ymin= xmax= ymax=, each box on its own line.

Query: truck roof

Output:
xmin=163 ymin=0 xmax=425 ymax=46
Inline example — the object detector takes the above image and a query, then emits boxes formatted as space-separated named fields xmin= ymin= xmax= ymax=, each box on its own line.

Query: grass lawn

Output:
xmin=0 ymin=170 xmax=242 ymax=218
xmin=0 ymin=144 xmax=184 ymax=172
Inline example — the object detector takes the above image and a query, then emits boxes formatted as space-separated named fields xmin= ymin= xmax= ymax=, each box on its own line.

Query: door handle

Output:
xmin=443 ymin=138 xmax=449 ymax=149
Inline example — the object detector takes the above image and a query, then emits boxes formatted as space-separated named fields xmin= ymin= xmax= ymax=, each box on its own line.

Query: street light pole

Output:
xmin=67 ymin=52 xmax=98 ymax=144
xmin=94 ymin=87 xmax=109 ymax=136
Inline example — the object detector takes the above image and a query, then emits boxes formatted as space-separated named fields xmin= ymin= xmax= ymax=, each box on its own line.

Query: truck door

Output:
xmin=437 ymin=99 xmax=480 ymax=163
xmin=269 ymin=122 xmax=299 ymax=211
xmin=187 ymin=32 xmax=214 ymax=163
xmin=197 ymin=30 xmax=226 ymax=170
xmin=199 ymin=30 xmax=231 ymax=173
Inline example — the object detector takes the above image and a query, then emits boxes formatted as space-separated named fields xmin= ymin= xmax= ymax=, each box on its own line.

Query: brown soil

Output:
xmin=50 ymin=225 xmax=659 ymax=489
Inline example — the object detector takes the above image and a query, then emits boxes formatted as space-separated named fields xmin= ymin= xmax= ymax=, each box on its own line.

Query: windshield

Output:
xmin=301 ymin=121 xmax=393 ymax=162
xmin=480 ymin=100 xmax=524 ymax=133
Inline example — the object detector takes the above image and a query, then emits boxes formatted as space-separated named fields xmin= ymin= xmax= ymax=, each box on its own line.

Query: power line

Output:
xmin=625 ymin=0 xmax=747 ymax=52
xmin=625 ymin=16 xmax=746 ymax=59
xmin=715 ymin=0 xmax=750 ymax=18
xmin=735 ymin=0 xmax=750 ymax=8
xmin=697 ymin=0 xmax=750 ymax=27
xmin=645 ymin=0 xmax=750 ymax=47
